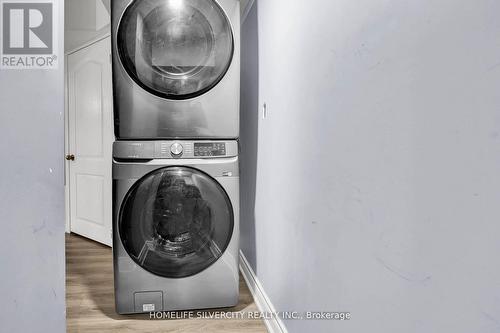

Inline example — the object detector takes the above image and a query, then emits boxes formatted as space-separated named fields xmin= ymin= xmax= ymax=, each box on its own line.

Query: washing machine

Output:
xmin=112 ymin=140 xmax=239 ymax=313
xmin=111 ymin=0 xmax=240 ymax=139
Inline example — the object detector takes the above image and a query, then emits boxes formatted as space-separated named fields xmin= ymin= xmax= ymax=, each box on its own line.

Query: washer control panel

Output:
xmin=194 ymin=142 xmax=226 ymax=156
xmin=113 ymin=141 xmax=238 ymax=159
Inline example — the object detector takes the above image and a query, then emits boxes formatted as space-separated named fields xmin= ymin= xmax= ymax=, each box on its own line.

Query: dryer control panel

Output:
xmin=113 ymin=140 xmax=238 ymax=160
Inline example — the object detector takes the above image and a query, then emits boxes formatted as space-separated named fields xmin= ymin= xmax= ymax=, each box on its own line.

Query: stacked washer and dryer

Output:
xmin=111 ymin=0 xmax=240 ymax=314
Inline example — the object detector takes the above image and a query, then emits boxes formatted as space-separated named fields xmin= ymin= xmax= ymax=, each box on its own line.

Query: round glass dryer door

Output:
xmin=119 ymin=167 xmax=234 ymax=278
xmin=117 ymin=0 xmax=234 ymax=100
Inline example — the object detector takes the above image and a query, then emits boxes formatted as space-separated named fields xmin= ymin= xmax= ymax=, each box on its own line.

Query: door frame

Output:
xmin=64 ymin=33 xmax=112 ymax=235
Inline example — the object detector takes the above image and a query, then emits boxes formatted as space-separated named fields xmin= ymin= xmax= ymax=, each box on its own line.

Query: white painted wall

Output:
xmin=240 ymin=0 xmax=259 ymax=271
xmin=0 ymin=2 xmax=65 ymax=333
xmin=65 ymin=0 xmax=110 ymax=53
xmin=240 ymin=1 xmax=500 ymax=332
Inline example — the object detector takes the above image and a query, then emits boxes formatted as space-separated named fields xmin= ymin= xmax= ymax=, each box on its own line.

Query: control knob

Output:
xmin=170 ymin=142 xmax=183 ymax=157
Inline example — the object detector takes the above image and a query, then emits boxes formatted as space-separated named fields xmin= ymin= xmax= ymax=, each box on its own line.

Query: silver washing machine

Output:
xmin=111 ymin=0 xmax=240 ymax=139
xmin=113 ymin=140 xmax=239 ymax=314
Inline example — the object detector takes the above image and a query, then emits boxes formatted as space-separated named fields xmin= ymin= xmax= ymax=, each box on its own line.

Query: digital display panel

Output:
xmin=194 ymin=142 xmax=226 ymax=156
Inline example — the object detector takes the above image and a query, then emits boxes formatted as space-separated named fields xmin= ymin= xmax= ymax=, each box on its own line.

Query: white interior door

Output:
xmin=67 ymin=36 xmax=113 ymax=246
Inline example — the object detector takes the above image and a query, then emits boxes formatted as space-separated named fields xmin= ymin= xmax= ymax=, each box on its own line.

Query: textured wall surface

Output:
xmin=0 ymin=2 xmax=66 ymax=332
xmin=240 ymin=1 xmax=500 ymax=332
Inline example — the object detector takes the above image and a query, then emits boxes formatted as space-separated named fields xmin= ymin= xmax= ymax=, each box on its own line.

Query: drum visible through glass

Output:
xmin=117 ymin=0 xmax=234 ymax=99
xmin=119 ymin=167 xmax=234 ymax=278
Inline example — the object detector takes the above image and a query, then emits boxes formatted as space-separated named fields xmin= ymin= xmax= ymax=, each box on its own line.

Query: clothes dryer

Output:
xmin=112 ymin=0 xmax=240 ymax=139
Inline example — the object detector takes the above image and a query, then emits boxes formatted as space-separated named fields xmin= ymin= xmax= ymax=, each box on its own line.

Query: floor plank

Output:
xmin=66 ymin=233 xmax=268 ymax=333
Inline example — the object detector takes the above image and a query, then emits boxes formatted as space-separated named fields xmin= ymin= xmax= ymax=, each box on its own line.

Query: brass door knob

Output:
xmin=66 ymin=154 xmax=75 ymax=161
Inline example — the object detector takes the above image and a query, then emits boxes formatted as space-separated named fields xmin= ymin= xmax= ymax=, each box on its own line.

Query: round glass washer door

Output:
xmin=119 ymin=166 xmax=234 ymax=278
xmin=117 ymin=0 xmax=234 ymax=100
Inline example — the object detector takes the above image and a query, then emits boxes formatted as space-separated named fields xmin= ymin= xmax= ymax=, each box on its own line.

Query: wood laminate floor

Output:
xmin=66 ymin=233 xmax=268 ymax=333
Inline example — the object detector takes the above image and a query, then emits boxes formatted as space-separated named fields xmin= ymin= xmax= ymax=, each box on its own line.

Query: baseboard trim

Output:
xmin=239 ymin=251 xmax=288 ymax=333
